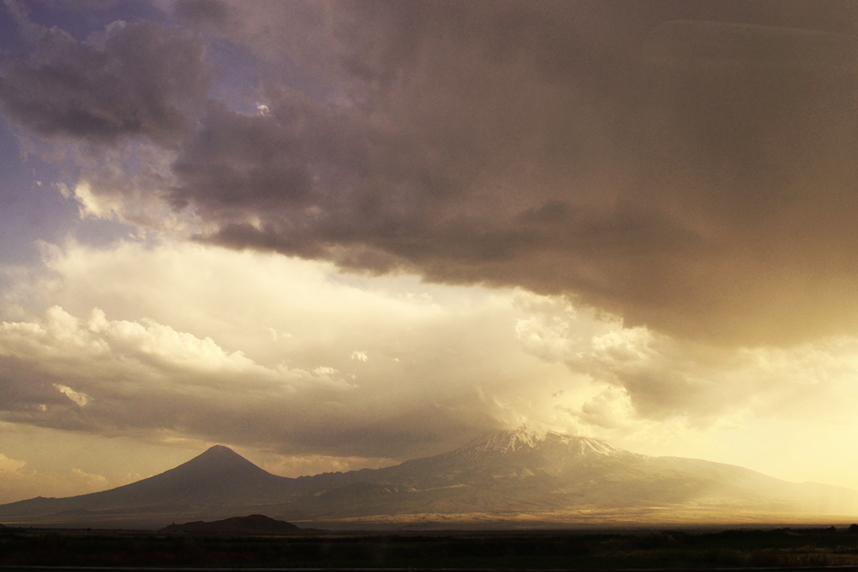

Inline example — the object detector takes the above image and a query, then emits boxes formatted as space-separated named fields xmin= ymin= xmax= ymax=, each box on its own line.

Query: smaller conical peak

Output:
xmin=194 ymin=444 xmax=243 ymax=461
xmin=179 ymin=444 xmax=262 ymax=472
xmin=204 ymin=445 xmax=237 ymax=455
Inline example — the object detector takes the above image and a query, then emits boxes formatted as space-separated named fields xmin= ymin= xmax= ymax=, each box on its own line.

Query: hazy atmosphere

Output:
xmin=1 ymin=0 xmax=857 ymax=505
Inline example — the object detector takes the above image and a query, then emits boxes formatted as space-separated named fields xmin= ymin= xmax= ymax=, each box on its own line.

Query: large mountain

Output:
xmin=2 ymin=429 xmax=856 ymax=529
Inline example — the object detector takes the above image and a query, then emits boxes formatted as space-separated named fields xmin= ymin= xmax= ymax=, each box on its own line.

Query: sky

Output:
xmin=0 ymin=0 xmax=857 ymax=505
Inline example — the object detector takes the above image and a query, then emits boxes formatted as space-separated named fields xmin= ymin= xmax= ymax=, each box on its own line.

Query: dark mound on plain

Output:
xmin=161 ymin=514 xmax=301 ymax=534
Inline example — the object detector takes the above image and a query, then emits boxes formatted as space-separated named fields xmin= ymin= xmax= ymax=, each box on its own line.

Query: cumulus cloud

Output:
xmin=514 ymin=295 xmax=858 ymax=426
xmin=70 ymin=467 xmax=108 ymax=488
xmin=574 ymin=387 xmax=635 ymax=430
xmin=0 ymin=240 xmax=571 ymax=458
xmin=0 ymin=305 xmax=294 ymax=382
xmin=258 ymin=452 xmax=399 ymax=479
xmin=0 ymin=13 xmax=212 ymax=230
xmin=0 ymin=301 xmax=363 ymax=446
xmin=0 ymin=458 xmax=119 ymax=504
xmin=54 ymin=384 xmax=90 ymax=407
xmin=0 ymin=452 xmax=26 ymax=473
xmin=2 ymin=239 xmax=857 ymax=466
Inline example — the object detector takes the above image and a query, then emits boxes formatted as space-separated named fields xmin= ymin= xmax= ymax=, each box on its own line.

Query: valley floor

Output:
xmin=3 ymin=525 xmax=858 ymax=569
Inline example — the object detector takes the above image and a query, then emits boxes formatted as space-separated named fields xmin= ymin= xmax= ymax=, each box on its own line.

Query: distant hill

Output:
xmin=2 ymin=428 xmax=857 ymax=529
xmin=160 ymin=514 xmax=300 ymax=534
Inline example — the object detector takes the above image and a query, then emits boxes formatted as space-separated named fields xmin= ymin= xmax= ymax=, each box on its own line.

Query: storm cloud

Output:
xmin=0 ymin=20 xmax=211 ymax=145
xmin=3 ymin=0 xmax=858 ymax=499
xmin=2 ymin=1 xmax=856 ymax=345
xmin=165 ymin=1 xmax=858 ymax=347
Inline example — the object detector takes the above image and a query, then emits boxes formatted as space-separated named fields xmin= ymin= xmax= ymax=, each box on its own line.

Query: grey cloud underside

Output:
xmin=4 ymin=1 xmax=858 ymax=345
xmin=0 ymin=21 xmax=211 ymax=145
xmin=0 ymin=376 xmax=489 ymax=460
xmin=179 ymin=2 xmax=858 ymax=345
xmin=0 ymin=317 xmax=499 ymax=460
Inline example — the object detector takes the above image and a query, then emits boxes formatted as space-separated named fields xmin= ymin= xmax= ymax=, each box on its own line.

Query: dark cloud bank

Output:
xmin=0 ymin=20 xmax=210 ymax=145
xmin=2 ymin=0 xmax=858 ymax=347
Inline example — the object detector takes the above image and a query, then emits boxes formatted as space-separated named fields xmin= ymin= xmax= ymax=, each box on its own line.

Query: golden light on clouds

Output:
xmin=1 ymin=0 xmax=858 ymax=509
xmin=2 ymin=238 xmax=858 ymax=502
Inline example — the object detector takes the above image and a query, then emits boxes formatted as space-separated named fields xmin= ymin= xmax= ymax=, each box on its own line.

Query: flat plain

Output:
xmin=3 ymin=525 xmax=858 ymax=569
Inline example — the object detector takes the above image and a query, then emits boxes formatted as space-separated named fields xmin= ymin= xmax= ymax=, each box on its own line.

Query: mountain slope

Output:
xmin=2 ymin=429 xmax=856 ymax=528
xmin=0 ymin=445 xmax=301 ymax=523
xmin=283 ymin=429 xmax=858 ymax=520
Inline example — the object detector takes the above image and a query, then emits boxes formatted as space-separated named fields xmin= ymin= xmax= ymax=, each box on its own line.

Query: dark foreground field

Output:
xmin=3 ymin=526 xmax=858 ymax=569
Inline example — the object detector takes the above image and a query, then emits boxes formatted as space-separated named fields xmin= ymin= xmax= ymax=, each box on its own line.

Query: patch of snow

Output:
xmin=459 ymin=426 xmax=634 ymax=460
xmin=452 ymin=425 xmax=644 ymax=466
xmin=472 ymin=426 xmax=548 ymax=454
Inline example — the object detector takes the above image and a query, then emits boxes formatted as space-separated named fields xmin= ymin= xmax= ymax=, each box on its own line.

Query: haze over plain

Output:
xmin=0 ymin=0 xmax=857 ymax=506
xmin=4 ymin=430 xmax=857 ymax=528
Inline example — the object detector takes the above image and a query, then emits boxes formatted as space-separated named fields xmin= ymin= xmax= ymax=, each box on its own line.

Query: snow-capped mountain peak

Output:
xmin=471 ymin=426 xmax=544 ymax=454
xmin=457 ymin=426 xmax=625 ymax=459
xmin=558 ymin=434 xmax=624 ymax=457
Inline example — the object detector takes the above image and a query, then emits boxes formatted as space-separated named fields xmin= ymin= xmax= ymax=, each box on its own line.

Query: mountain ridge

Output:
xmin=451 ymin=428 xmax=629 ymax=458
xmin=1 ymin=429 xmax=856 ymax=529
